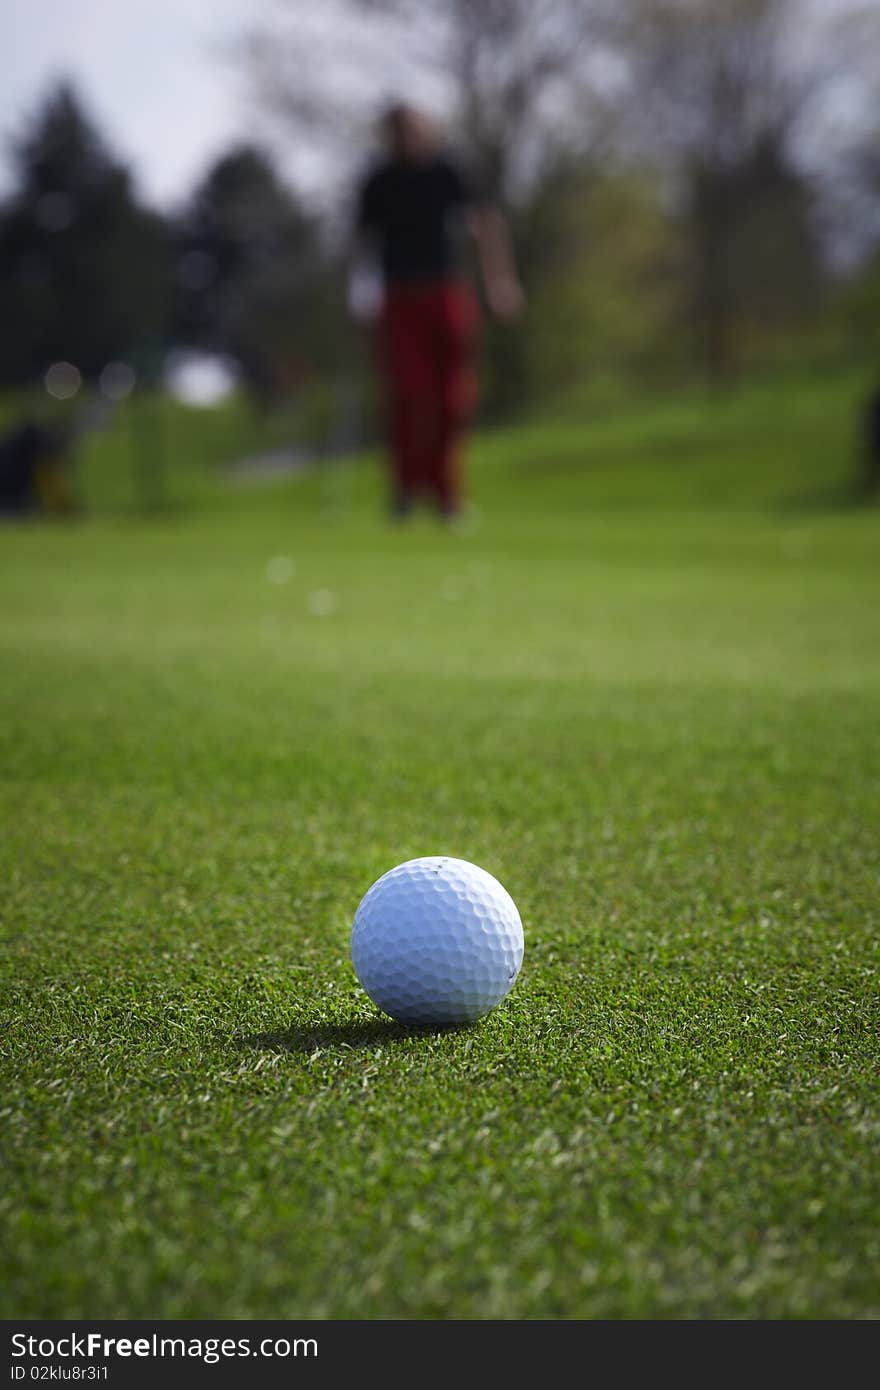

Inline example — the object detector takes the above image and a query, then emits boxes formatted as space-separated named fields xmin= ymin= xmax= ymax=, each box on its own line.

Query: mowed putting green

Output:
xmin=2 ymin=368 xmax=878 ymax=1318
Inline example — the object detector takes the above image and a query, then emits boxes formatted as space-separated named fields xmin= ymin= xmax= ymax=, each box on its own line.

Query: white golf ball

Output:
xmin=351 ymin=856 xmax=524 ymax=1025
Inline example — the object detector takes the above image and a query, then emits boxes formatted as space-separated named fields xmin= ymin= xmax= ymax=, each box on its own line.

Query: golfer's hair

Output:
xmin=382 ymin=100 xmax=411 ymax=131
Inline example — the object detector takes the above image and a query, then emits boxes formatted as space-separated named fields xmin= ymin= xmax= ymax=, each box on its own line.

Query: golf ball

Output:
xmin=351 ymin=856 xmax=524 ymax=1025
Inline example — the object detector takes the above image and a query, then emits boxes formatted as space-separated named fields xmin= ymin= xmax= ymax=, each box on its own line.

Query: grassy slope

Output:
xmin=1 ymin=367 xmax=878 ymax=1318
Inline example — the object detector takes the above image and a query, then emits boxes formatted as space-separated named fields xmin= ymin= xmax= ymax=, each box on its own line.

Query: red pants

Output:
xmin=379 ymin=280 xmax=479 ymax=513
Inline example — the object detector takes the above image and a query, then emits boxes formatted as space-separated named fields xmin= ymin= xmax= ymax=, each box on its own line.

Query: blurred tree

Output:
xmin=242 ymin=0 xmax=880 ymax=399
xmin=612 ymin=0 xmax=860 ymax=378
xmin=0 ymin=81 xmax=171 ymax=385
xmin=688 ymin=132 xmax=823 ymax=375
xmin=516 ymin=161 xmax=683 ymax=403
xmin=173 ymin=145 xmax=344 ymax=408
xmin=825 ymin=119 xmax=880 ymax=279
xmin=807 ymin=1 xmax=880 ymax=275
xmin=243 ymin=0 xmax=618 ymax=203
xmin=836 ymin=253 xmax=880 ymax=363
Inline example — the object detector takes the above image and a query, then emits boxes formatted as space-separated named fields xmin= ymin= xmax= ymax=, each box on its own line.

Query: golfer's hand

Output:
xmin=486 ymin=275 xmax=525 ymax=321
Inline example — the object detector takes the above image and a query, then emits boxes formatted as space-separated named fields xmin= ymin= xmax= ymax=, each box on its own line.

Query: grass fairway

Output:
xmin=2 ymin=368 xmax=878 ymax=1319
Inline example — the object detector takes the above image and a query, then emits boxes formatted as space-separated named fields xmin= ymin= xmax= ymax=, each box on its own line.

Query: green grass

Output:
xmin=2 ymin=366 xmax=879 ymax=1319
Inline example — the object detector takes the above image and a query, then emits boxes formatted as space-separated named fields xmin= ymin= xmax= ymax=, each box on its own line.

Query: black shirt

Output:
xmin=357 ymin=155 xmax=477 ymax=283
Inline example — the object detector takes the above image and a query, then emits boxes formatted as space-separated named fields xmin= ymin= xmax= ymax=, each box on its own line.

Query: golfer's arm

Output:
xmin=347 ymin=232 xmax=383 ymax=322
xmin=349 ymin=231 xmax=371 ymax=283
xmin=468 ymin=205 xmax=519 ymax=293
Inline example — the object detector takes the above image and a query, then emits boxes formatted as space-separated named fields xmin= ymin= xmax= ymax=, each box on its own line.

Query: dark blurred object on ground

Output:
xmin=863 ymin=389 xmax=880 ymax=496
xmin=0 ymin=419 xmax=77 ymax=517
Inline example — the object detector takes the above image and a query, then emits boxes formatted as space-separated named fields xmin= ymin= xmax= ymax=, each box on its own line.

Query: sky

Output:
xmin=2 ymin=0 xmax=266 ymax=209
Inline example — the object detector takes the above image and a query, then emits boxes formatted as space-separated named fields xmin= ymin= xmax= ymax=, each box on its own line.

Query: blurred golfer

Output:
xmin=353 ymin=103 xmax=522 ymax=519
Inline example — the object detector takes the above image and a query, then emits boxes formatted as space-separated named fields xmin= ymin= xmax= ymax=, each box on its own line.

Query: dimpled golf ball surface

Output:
xmin=351 ymin=857 xmax=524 ymax=1025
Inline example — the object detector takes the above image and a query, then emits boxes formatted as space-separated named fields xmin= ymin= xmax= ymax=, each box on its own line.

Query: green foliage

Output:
xmin=1 ymin=367 xmax=878 ymax=1317
xmin=515 ymin=165 xmax=684 ymax=405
